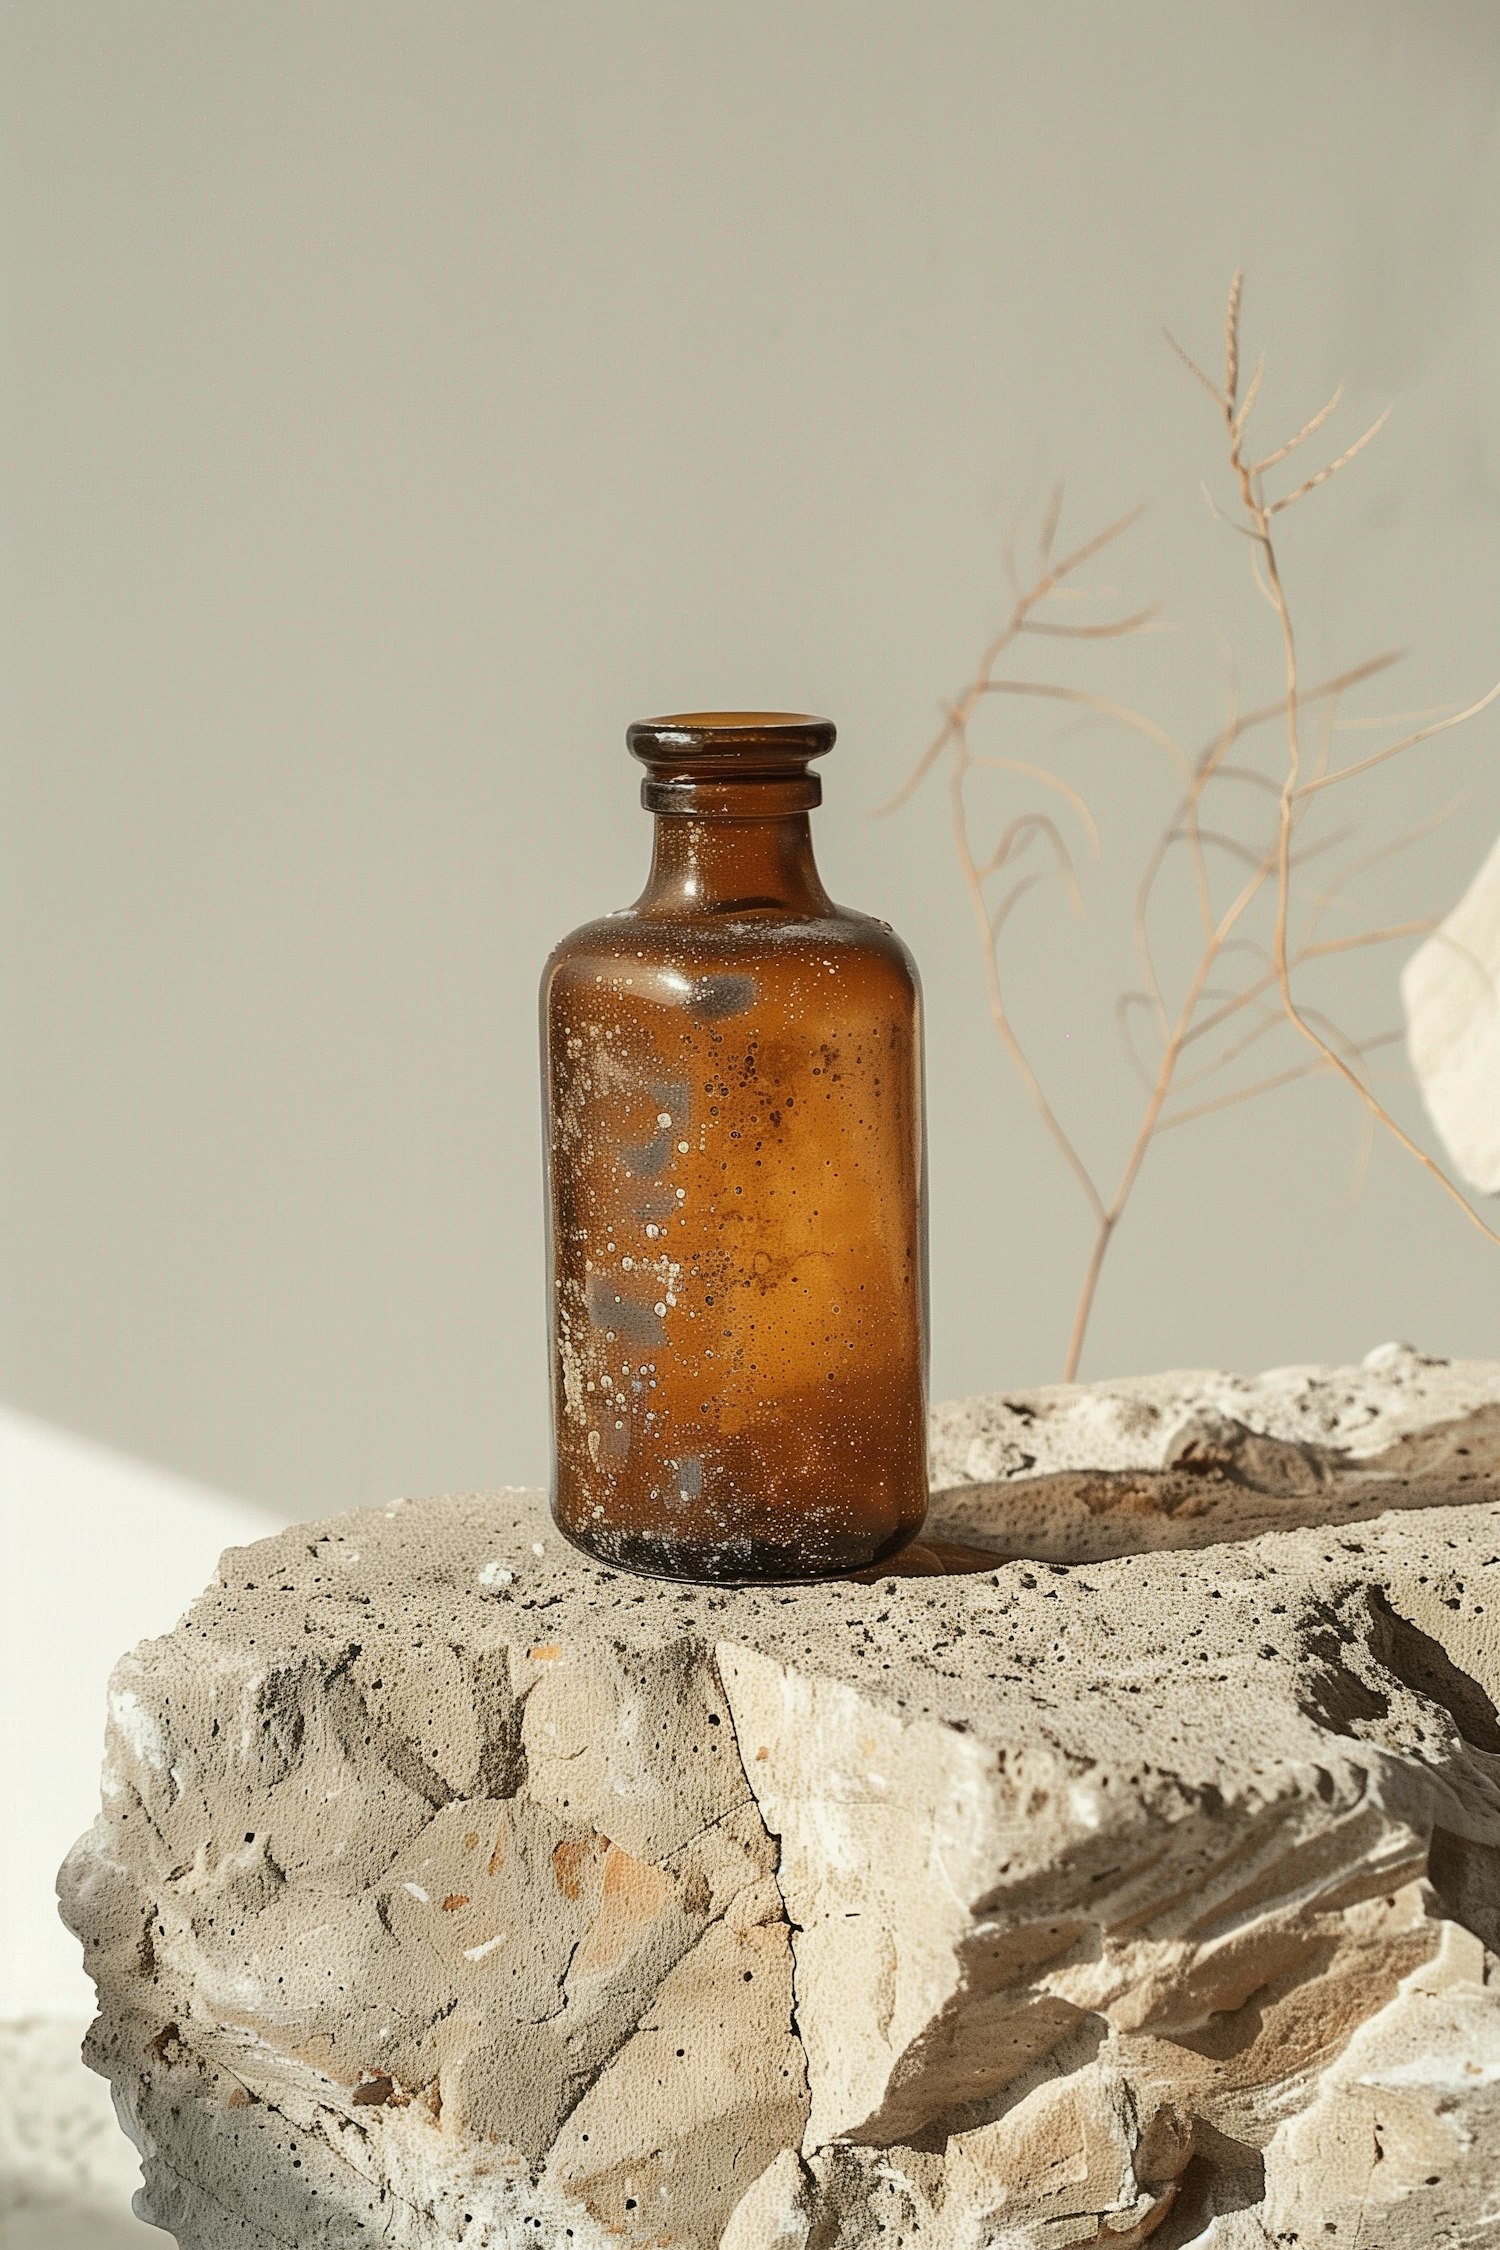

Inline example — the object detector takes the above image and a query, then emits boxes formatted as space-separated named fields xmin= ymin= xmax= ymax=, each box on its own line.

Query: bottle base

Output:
xmin=551 ymin=1512 xmax=927 ymax=1587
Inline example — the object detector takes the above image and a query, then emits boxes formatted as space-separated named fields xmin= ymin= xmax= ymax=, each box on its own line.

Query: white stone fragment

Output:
xmin=60 ymin=1353 xmax=1500 ymax=2248
xmin=1402 ymin=827 xmax=1500 ymax=1191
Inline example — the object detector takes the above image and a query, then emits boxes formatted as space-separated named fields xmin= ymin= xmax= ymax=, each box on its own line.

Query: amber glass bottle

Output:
xmin=541 ymin=712 xmax=927 ymax=1583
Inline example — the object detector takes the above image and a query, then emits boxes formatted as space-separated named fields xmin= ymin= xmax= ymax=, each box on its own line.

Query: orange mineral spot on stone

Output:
xmin=571 ymin=1843 xmax=675 ymax=1977
xmin=462 ymin=1831 xmax=480 ymax=1852
xmin=441 ymin=1894 xmax=470 ymax=1912
xmin=552 ymin=1834 xmax=608 ymax=1900
xmin=602 ymin=1844 xmax=672 ymax=1917
xmin=487 ymin=1829 xmax=508 ymax=1877
xmin=528 ymin=1644 xmax=563 ymax=1662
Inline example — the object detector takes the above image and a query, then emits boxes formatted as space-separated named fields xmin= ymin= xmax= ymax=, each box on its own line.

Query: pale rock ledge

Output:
xmin=61 ymin=1346 xmax=1500 ymax=2248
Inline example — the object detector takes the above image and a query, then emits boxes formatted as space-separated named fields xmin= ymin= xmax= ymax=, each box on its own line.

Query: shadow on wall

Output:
xmin=3 ymin=1411 xmax=279 ymax=2024
xmin=0 ymin=2020 xmax=158 ymax=2250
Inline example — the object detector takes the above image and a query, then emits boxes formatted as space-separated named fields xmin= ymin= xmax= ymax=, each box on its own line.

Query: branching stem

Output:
xmin=888 ymin=283 xmax=1498 ymax=1376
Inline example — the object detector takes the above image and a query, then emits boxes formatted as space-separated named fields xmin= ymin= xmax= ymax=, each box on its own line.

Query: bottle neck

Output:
xmin=637 ymin=808 xmax=833 ymax=918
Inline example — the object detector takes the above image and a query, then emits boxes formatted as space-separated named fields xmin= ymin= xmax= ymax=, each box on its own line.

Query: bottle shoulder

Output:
xmin=543 ymin=901 xmax=920 ymax=994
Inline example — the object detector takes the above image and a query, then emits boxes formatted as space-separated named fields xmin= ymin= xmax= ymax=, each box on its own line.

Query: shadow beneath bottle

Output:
xmin=875 ymin=1402 xmax=1500 ymax=1574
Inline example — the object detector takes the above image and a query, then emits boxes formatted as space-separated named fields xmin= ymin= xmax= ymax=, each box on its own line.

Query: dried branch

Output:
xmin=946 ymin=742 xmax=1107 ymax=1229
xmin=1248 ymin=382 xmax=1343 ymax=476
xmin=1022 ymin=607 xmax=1165 ymax=639
xmin=1295 ymin=681 xmax=1500 ymax=798
xmin=977 ymin=813 xmax=1086 ymax=915
xmin=874 ymin=505 xmax=1149 ymax=819
xmin=1193 ymin=270 xmax=1500 ymax=1256
xmin=1159 ymin=1030 xmax=1403 ymax=1131
xmin=1164 ymin=329 xmax=1223 ymax=409
xmin=1225 ymin=268 xmax=1243 ymax=405
xmin=967 ymin=755 xmax=1101 ymax=857
xmin=978 ymin=680 xmax=1192 ymax=781
xmin=1269 ymin=407 xmax=1391 ymax=513
xmin=893 ymin=283 xmax=1496 ymax=1381
xmin=1231 ymin=352 xmax=1265 ymax=444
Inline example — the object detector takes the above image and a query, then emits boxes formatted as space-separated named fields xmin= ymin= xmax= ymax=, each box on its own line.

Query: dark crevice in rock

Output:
xmin=1427 ymin=1826 xmax=1500 ymax=1953
xmin=329 ymin=1675 xmax=457 ymax=1813
xmin=1366 ymin=1586 xmax=1500 ymax=1754
xmin=899 ymin=2015 xmax=1110 ymax=2154
xmin=846 ymin=1972 xmax=1095 ymax=2150
xmin=1294 ymin=1597 xmax=1392 ymax=1737
xmin=1148 ymin=2121 xmax=1267 ymax=2248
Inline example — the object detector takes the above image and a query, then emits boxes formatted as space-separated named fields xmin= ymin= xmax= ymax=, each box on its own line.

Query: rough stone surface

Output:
xmin=1403 ymin=827 xmax=1500 ymax=1194
xmin=61 ymin=1346 xmax=1500 ymax=2247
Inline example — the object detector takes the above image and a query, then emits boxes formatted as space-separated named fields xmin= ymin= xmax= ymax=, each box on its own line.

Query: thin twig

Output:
xmin=896 ymin=375 xmax=1498 ymax=1386
xmin=1295 ymin=681 xmax=1500 ymax=797
xmin=873 ymin=507 xmax=1150 ymax=817
xmin=947 ymin=734 xmax=1106 ymax=1227
xmin=1159 ymin=1031 xmax=1403 ymax=1130
xmin=1269 ymin=408 xmax=1391 ymax=513
xmin=966 ymin=755 xmax=1101 ymax=857
xmin=978 ymin=680 xmax=1192 ymax=781
xmin=1189 ymin=270 xmax=1500 ymax=1256
xmin=1248 ymin=383 xmax=1343 ymax=477
xmin=1022 ymin=607 xmax=1165 ymax=639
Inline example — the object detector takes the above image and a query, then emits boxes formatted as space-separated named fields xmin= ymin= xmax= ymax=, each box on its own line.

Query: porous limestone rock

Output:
xmin=61 ymin=1346 xmax=1500 ymax=2248
xmin=1403 ymin=827 xmax=1500 ymax=1194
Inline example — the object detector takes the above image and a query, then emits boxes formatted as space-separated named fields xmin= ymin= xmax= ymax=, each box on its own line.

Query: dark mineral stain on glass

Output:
xmin=541 ymin=712 xmax=929 ymax=1583
xmin=690 ymin=973 xmax=757 ymax=1022
xmin=585 ymin=1278 xmax=666 ymax=1349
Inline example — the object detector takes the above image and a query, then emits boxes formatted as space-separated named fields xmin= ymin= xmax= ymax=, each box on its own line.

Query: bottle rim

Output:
xmin=628 ymin=711 xmax=836 ymax=765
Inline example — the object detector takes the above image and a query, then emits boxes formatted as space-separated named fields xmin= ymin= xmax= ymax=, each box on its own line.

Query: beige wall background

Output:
xmin=4 ymin=0 xmax=1499 ymax=1523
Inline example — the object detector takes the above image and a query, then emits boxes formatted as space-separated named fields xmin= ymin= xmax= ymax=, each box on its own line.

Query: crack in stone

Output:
xmin=710 ymin=1650 xmax=813 ymax=2146
xmin=660 ymin=1796 xmax=759 ymax=1865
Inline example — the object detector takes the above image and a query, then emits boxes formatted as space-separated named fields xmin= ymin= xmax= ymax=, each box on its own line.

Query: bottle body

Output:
xmin=541 ymin=715 xmax=928 ymax=1582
